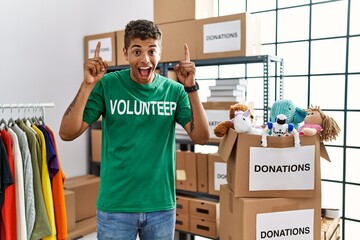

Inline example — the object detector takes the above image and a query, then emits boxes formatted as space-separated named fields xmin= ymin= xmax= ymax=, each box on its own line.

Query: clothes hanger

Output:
xmin=0 ymin=106 xmax=7 ymax=131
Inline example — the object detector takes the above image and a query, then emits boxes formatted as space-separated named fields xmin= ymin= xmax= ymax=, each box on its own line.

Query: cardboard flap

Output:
xmin=218 ymin=129 xmax=238 ymax=162
xmin=320 ymin=142 xmax=331 ymax=161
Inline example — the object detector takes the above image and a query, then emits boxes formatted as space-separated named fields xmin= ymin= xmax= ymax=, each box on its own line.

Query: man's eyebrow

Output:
xmin=130 ymin=44 xmax=158 ymax=49
xmin=130 ymin=44 xmax=142 ymax=49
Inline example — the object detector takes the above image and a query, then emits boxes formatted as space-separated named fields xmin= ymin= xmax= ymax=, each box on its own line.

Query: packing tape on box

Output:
xmin=323 ymin=208 xmax=340 ymax=219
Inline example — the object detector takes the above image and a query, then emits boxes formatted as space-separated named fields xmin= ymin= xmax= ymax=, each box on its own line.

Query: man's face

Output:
xmin=124 ymin=37 xmax=161 ymax=84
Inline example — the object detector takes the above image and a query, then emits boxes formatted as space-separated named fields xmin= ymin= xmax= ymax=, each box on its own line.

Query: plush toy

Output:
xmin=232 ymin=109 xmax=262 ymax=135
xmin=299 ymin=105 xmax=341 ymax=142
xmin=214 ymin=103 xmax=254 ymax=137
xmin=261 ymin=113 xmax=301 ymax=147
xmin=269 ymin=99 xmax=307 ymax=129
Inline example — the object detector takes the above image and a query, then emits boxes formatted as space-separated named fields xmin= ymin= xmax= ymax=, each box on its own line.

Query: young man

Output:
xmin=59 ymin=19 xmax=209 ymax=239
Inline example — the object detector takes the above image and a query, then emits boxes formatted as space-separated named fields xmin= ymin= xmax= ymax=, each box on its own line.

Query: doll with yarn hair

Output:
xmin=299 ymin=105 xmax=341 ymax=142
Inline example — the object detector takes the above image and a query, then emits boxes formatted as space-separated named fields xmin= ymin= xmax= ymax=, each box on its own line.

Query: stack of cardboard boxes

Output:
xmin=64 ymin=174 xmax=100 ymax=239
xmin=83 ymin=0 xmax=261 ymax=68
xmin=217 ymin=129 xmax=324 ymax=239
xmin=175 ymin=195 xmax=219 ymax=238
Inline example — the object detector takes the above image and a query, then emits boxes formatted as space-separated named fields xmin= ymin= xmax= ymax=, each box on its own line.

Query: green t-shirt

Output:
xmin=83 ymin=69 xmax=191 ymax=212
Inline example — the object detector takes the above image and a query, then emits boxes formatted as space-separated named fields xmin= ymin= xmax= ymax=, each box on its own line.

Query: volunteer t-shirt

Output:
xmin=83 ymin=69 xmax=191 ymax=212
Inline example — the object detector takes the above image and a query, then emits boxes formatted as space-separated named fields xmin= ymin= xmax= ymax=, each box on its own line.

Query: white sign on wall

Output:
xmin=256 ymin=209 xmax=314 ymax=240
xmin=249 ymin=145 xmax=315 ymax=191
xmin=203 ymin=20 xmax=241 ymax=54
xmin=214 ymin=162 xmax=227 ymax=191
xmin=88 ymin=37 xmax=113 ymax=62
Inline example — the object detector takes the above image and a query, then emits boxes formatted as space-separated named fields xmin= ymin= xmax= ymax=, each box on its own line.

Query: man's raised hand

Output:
xmin=83 ymin=41 xmax=108 ymax=84
xmin=174 ymin=43 xmax=196 ymax=87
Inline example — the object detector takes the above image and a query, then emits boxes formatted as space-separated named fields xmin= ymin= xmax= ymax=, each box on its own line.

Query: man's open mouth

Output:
xmin=139 ymin=67 xmax=152 ymax=78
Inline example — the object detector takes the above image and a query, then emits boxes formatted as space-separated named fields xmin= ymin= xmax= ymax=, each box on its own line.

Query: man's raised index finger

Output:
xmin=184 ymin=43 xmax=190 ymax=62
xmin=94 ymin=41 xmax=101 ymax=58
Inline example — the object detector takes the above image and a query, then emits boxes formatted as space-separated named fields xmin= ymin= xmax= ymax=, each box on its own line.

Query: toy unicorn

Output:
xmin=231 ymin=109 xmax=261 ymax=135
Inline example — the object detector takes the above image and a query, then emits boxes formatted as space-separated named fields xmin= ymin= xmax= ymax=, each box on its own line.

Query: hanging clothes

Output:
xmin=0 ymin=130 xmax=16 ymax=240
xmin=17 ymin=120 xmax=51 ymax=240
xmin=1 ymin=104 xmax=67 ymax=239
xmin=46 ymin=126 xmax=67 ymax=240
xmin=32 ymin=125 xmax=56 ymax=240
xmin=7 ymin=128 xmax=27 ymax=240
xmin=10 ymin=124 xmax=35 ymax=240
xmin=0 ymin=138 xmax=13 ymax=240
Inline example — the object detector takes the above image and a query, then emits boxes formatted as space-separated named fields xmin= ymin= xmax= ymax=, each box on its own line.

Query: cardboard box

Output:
xmin=321 ymin=217 xmax=340 ymax=240
xmin=207 ymin=153 xmax=227 ymax=196
xmin=196 ymin=13 xmax=261 ymax=60
xmin=67 ymin=216 xmax=97 ymax=240
xmin=196 ymin=153 xmax=208 ymax=193
xmin=115 ymin=30 xmax=128 ymax=66
xmin=154 ymin=0 xmax=216 ymax=24
xmin=189 ymin=198 xmax=219 ymax=221
xmin=158 ymin=20 xmax=197 ymax=63
xmin=176 ymin=212 xmax=190 ymax=232
xmin=218 ymin=129 xmax=323 ymax=198
xmin=176 ymin=195 xmax=190 ymax=213
xmin=220 ymin=184 xmax=321 ymax=240
xmin=84 ymin=32 xmax=117 ymax=66
xmin=64 ymin=190 xmax=76 ymax=232
xmin=176 ymin=151 xmax=197 ymax=192
xmin=64 ymin=176 xmax=100 ymax=222
xmin=91 ymin=129 xmax=101 ymax=162
xmin=190 ymin=216 xmax=219 ymax=239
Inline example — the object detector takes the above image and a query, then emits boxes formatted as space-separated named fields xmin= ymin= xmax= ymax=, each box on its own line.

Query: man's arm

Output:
xmin=59 ymin=42 xmax=108 ymax=141
xmin=174 ymin=44 xmax=209 ymax=145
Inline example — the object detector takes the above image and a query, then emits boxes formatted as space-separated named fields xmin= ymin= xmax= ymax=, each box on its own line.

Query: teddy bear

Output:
xmin=214 ymin=103 xmax=254 ymax=137
xmin=299 ymin=105 xmax=341 ymax=142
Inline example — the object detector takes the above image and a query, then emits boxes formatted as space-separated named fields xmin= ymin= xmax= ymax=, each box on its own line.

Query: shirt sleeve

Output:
xmin=83 ymin=80 xmax=105 ymax=126
xmin=175 ymin=87 xmax=192 ymax=127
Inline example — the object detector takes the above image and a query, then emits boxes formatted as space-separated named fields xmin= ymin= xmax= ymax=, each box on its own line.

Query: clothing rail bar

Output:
xmin=1 ymin=103 xmax=55 ymax=109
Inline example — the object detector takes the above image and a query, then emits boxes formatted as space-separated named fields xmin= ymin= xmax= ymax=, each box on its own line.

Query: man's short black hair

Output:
xmin=124 ymin=19 xmax=162 ymax=50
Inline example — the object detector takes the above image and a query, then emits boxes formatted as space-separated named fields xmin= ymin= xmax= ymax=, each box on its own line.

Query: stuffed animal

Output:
xmin=232 ymin=109 xmax=262 ymax=135
xmin=299 ymin=105 xmax=341 ymax=142
xmin=269 ymin=99 xmax=307 ymax=129
xmin=261 ymin=113 xmax=301 ymax=147
xmin=214 ymin=103 xmax=254 ymax=137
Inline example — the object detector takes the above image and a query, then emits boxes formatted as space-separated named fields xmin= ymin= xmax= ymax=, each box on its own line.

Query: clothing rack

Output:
xmin=1 ymin=102 xmax=55 ymax=122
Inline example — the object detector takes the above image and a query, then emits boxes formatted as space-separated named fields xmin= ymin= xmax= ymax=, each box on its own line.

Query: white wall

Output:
xmin=0 ymin=0 xmax=153 ymax=178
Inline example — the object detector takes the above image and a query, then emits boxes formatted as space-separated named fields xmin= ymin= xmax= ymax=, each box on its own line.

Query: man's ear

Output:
xmin=123 ymin=47 xmax=128 ymax=61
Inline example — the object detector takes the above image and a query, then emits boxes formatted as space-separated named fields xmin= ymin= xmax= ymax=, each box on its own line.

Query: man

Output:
xmin=59 ymin=19 xmax=209 ymax=239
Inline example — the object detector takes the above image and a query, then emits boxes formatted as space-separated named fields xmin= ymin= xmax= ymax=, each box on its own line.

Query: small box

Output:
xmin=196 ymin=13 xmax=261 ymax=60
xmin=218 ymin=129 xmax=324 ymax=198
xmin=154 ymin=0 xmax=216 ymax=24
xmin=189 ymin=198 xmax=219 ymax=221
xmin=158 ymin=20 xmax=197 ymax=63
xmin=176 ymin=151 xmax=197 ymax=192
xmin=207 ymin=153 xmax=227 ymax=196
xmin=84 ymin=32 xmax=116 ymax=66
xmin=67 ymin=216 xmax=97 ymax=240
xmin=196 ymin=153 xmax=208 ymax=193
xmin=220 ymin=184 xmax=321 ymax=240
xmin=64 ymin=176 xmax=100 ymax=222
xmin=64 ymin=190 xmax=76 ymax=232
xmin=91 ymin=129 xmax=101 ymax=162
xmin=176 ymin=195 xmax=190 ymax=214
xmin=176 ymin=213 xmax=190 ymax=232
xmin=190 ymin=216 xmax=219 ymax=239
